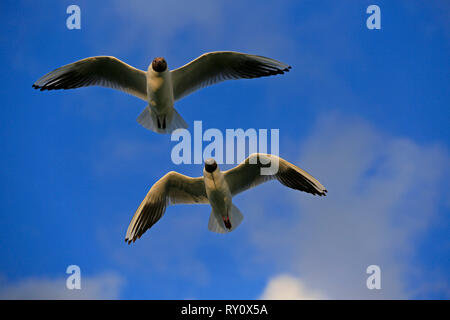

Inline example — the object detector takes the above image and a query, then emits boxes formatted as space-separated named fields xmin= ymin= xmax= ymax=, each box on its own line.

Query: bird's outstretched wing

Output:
xmin=171 ymin=51 xmax=291 ymax=101
xmin=125 ymin=172 xmax=208 ymax=244
xmin=32 ymin=56 xmax=148 ymax=101
xmin=224 ymin=153 xmax=327 ymax=197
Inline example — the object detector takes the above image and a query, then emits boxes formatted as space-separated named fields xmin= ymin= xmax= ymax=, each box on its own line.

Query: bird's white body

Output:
xmin=146 ymin=67 xmax=174 ymax=113
xmin=203 ymin=166 xmax=232 ymax=222
xmin=142 ymin=66 xmax=179 ymax=132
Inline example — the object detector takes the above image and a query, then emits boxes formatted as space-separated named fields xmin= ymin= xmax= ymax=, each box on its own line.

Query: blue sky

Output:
xmin=0 ymin=1 xmax=449 ymax=299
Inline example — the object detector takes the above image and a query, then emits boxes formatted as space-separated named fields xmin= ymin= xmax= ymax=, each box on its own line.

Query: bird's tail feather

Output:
xmin=208 ymin=204 xmax=244 ymax=233
xmin=137 ymin=106 xmax=188 ymax=134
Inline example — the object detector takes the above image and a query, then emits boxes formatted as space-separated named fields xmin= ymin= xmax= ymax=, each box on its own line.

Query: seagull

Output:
xmin=125 ymin=153 xmax=327 ymax=244
xmin=32 ymin=51 xmax=291 ymax=133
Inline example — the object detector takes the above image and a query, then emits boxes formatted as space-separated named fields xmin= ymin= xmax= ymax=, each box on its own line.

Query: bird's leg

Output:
xmin=156 ymin=114 xmax=166 ymax=129
xmin=223 ymin=216 xmax=232 ymax=230
xmin=156 ymin=117 xmax=161 ymax=129
xmin=156 ymin=115 xmax=166 ymax=130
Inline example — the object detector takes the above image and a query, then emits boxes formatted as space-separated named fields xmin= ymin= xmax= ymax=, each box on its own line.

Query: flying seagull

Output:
xmin=32 ymin=51 xmax=291 ymax=133
xmin=125 ymin=153 xmax=327 ymax=244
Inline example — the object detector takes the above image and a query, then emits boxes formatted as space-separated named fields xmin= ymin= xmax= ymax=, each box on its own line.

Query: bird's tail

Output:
xmin=137 ymin=106 xmax=188 ymax=134
xmin=208 ymin=204 xmax=244 ymax=233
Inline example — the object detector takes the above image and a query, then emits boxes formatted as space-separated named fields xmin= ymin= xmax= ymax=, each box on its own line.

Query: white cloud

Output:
xmin=260 ymin=274 xmax=326 ymax=300
xmin=0 ymin=273 xmax=123 ymax=300
xmin=88 ymin=0 xmax=298 ymax=62
xmin=247 ymin=112 xmax=449 ymax=299
xmin=88 ymin=0 xmax=224 ymax=57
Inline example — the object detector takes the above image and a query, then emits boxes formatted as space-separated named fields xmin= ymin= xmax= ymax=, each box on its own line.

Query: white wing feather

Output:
xmin=171 ymin=51 xmax=291 ymax=100
xmin=125 ymin=172 xmax=208 ymax=244
xmin=224 ymin=154 xmax=327 ymax=196
xmin=33 ymin=56 xmax=148 ymax=101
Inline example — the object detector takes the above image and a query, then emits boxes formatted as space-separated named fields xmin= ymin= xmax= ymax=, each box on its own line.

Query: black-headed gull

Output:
xmin=125 ymin=153 xmax=327 ymax=243
xmin=32 ymin=52 xmax=291 ymax=133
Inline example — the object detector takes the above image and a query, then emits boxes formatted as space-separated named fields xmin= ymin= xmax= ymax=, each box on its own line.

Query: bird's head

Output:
xmin=204 ymin=158 xmax=218 ymax=173
xmin=151 ymin=57 xmax=167 ymax=72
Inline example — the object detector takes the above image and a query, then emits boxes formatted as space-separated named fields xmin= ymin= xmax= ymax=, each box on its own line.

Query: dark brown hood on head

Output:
xmin=204 ymin=158 xmax=218 ymax=173
xmin=152 ymin=57 xmax=167 ymax=72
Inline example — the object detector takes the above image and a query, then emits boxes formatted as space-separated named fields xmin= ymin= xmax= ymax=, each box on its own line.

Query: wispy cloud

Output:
xmin=89 ymin=0 xmax=299 ymax=61
xmin=89 ymin=0 xmax=224 ymax=59
xmin=260 ymin=274 xmax=326 ymax=300
xmin=245 ymin=112 xmax=449 ymax=299
xmin=0 ymin=272 xmax=123 ymax=300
